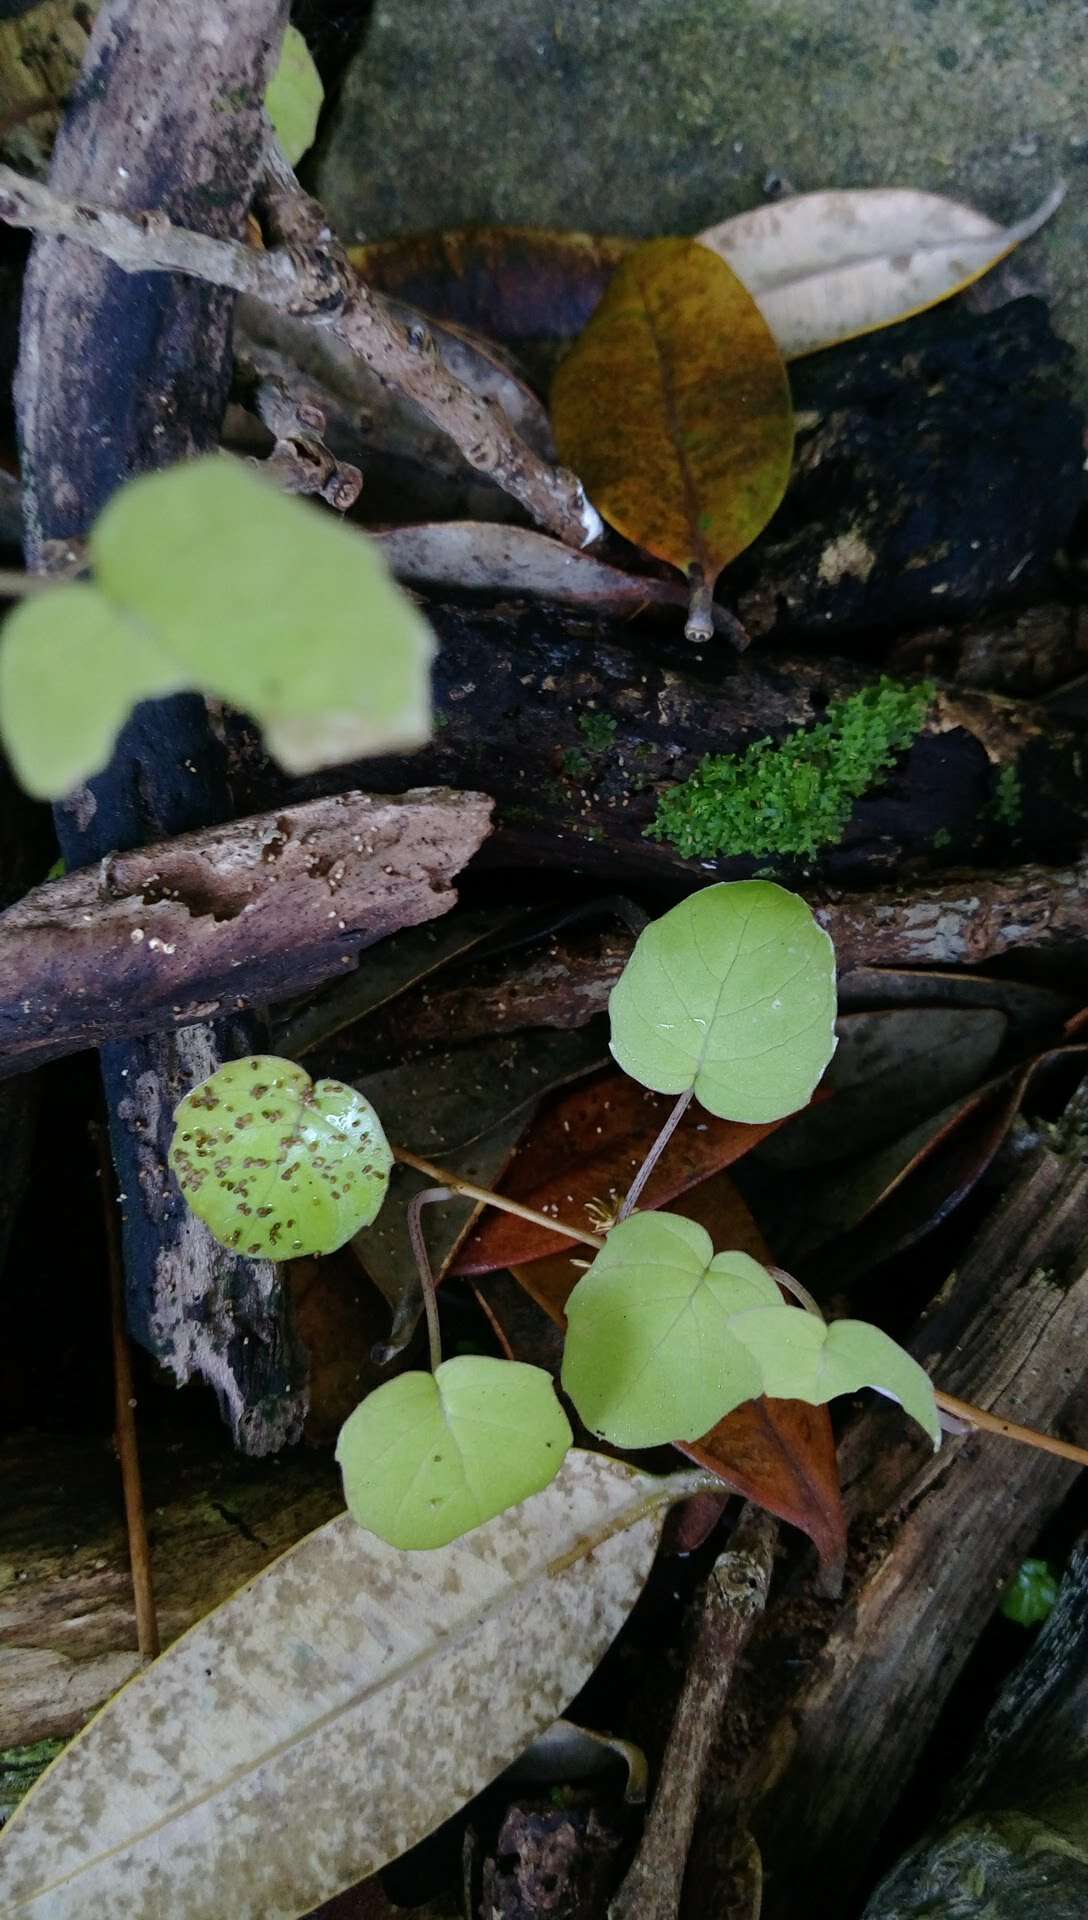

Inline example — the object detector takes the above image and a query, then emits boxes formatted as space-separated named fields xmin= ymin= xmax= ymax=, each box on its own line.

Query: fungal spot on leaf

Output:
xmin=169 ymin=1055 xmax=392 ymax=1260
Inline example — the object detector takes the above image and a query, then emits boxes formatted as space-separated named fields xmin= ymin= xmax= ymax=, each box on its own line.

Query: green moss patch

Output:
xmin=648 ymin=677 xmax=935 ymax=861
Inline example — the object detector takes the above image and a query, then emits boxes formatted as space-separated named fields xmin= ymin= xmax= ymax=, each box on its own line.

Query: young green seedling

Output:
xmin=168 ymin=880 xmax=947 ymax=1552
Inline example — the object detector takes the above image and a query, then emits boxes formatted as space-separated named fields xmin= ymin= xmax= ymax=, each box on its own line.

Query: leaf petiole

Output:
xmin=405 ymin=1186 xmax=452 ymax=1374
xmin=617 ymin=1088 xmax=694 ymax=1222
xmin=392 ymin=1151 xmax=1088 ymax=1480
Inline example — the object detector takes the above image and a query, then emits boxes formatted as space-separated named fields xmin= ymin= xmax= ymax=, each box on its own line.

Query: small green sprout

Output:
xmin=578 ymin=710 xmax=618 ymax=751
xmin=171 ymin=880 xmax=940 ymax=1552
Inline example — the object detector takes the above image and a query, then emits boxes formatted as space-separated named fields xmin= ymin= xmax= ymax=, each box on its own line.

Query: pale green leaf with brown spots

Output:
xmin=337 ymin=1357 xmax=572 ymax=1549
xmin=0 ymin=1452 xmax=669 ymax=1919
xmin=169 ymin=1054 xmax=391 ymax=1259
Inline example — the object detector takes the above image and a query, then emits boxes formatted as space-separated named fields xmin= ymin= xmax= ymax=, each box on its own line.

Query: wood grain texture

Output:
xmin=0 ymin=788 xmax=491 ymax=1074
xmin=693 ymin=1144 xmax=1088 ymax=1919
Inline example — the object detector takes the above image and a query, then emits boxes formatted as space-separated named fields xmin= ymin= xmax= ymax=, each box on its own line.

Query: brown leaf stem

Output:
xmin=393 ymin=1146 xmax=1088 ymax=1478
xmin=95 ymin=1122 xmax=159 ymax=1662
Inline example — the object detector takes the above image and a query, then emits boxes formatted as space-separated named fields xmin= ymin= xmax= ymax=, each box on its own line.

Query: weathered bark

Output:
xmin=863 ymin=1534 xmax=1088 ymax=1916
xmin=13 ymin=0 xmax=304 ymax=1451
xmin=691 ymin=1144 xmax=1088 ymax=1920
xmin=0 ymin=788 xmax=491 ymax=1075
xmin=0 ymin=1430 xmax=342 ymax=1748
xmin=610 ymin=1510 xmax=776 ymax=1920
xmin=245 ymin=602 xmax=1088 ymax=888
xmin=344 ymin=860 xmax=1088 ymax=1065
xmin=945 ymin=1530 xmax=1088 ymax=1825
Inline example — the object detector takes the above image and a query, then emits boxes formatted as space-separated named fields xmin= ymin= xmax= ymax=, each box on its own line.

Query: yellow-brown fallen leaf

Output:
xmin=698 ymin=184 xmax=1064 ymax=359
xmin=550 ymin=237 xmax=793 ymax=641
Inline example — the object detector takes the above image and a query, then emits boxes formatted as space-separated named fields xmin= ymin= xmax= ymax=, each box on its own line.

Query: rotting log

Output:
xmin=0 ymin=1430 xmax=342 ymax=1749
xmin=13 ymin=0 xmax=303 ymax=1452
xmin=0 ymin=788 xmax=491 ymax=1076
xmin=333 ymin=859 xmax=1088 ymax=1068
xmin=0 ymin=830 xmax=1076 ymax=1085
xmin=239 ymin=600 xmax=1088 ymax=888
xmin=863 ymin=1532 xmax=1088 ymax=1915
xmin=686 ymin=1142 xmax=1088 ymax=1920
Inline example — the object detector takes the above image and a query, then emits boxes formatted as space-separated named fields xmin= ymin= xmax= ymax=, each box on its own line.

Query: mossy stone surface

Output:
xmin=317 ymin=0 xmax=1088 ymax=394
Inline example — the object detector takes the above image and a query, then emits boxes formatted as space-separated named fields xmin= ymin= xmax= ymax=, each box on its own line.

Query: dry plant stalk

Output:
xmin=0 ymin=144 xmax=601 ymax=548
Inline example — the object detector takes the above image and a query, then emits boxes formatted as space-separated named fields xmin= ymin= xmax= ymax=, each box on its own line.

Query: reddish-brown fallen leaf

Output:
xmin=451 ymin=1070 xmax=782 ymax=1275
xmin=509 ymin=1170 xmax=846 ymax=1577
xmin=350 ymin=226 xmax=633 ymax=347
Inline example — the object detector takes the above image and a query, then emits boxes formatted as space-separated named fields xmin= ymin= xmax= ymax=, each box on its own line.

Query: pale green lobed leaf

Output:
xmin=169 ymin=1054 xmax=392 ymax=1260
xmin=90 ymin=457 xmax=434 ymax=774
xmin=0 ymin=582 xmax=182 ymax=799
xmin=265 ymin=24 xmax=324 ymax=166
xmin=336 ymin=1356 xmax=572 ymax=1549
xmin=0 ymin=459 xmax=435 ymax=800
xmin=0 ymin=1452 xmax=663 ymax=1920
xmin=608 ymin=880 xmax=837 ymax=1123
xmin=561 ymin=1210 xmax=782 ymax=1448
xmin=728 ymin=1305 xmax=941 ymax=1446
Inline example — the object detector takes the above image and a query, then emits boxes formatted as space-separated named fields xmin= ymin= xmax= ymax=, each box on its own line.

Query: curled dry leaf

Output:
xmin=698 ymin=186 xmax=1064 ymax=360
xmin=550 ymin=238 xmax=793 ymax=640
xmin=372 ymin=521 xmax=740 ymax=631
xmin=0 ymin=1452 xmax=670 ymax=1920
xmin=349 ymin=226 xmax=632 ymax=347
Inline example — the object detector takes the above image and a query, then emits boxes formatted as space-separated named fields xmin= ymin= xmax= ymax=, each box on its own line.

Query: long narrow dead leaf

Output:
xmin=698 ymin=186 xmax=1064 ymax=359
xmin=550 ymin=238 xmax=793 ymax=639
xmin=372 ymin=522 xmax=739 ymax=631
xmin=0 ymin=1452 xmax=670 ymax=1920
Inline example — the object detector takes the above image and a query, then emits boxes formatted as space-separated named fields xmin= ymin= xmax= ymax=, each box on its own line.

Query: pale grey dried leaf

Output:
xmin=0 ymin=1453 xmax=665 ymax=1920
xmin=373 ymin=522 xmax=737 ymax=628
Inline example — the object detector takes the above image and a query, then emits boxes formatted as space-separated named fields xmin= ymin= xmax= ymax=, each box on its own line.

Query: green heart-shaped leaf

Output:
xmin=608 ymin=881 xmax=837 ymax=1123
xmin=336 ymin=1357 xmax=573 ymax=1549
xmin=169 ymin=1055 xmax=392 ymax=1260
xmin=728 ymin=1306 xmax=940 ymax=1447
xmin=0 ymin=583 xmax=181 ymax=799
xmin=0 ymin=458 xmax=435 ymax=801
xmin=561 ymin=1211 xmax=782 ymax=1448
xmin=266 ymin=24 xmax=323 ymax=166
xmin=91 ymin=458 xmax=434 ymax=774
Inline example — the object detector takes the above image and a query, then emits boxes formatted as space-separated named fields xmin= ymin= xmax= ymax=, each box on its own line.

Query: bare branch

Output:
xmin=0 ymin=158 xmax=602 ymax=547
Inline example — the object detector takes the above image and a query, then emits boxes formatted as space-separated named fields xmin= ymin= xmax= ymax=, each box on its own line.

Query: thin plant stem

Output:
xmin=768 ymin=1265 xmax=824 ymax=1318
xmin=406 ymin=1186 xmax=453 ymax=1374
xmin=95 ymin=1122 xmax=159 ymax=1661
xmin=934 ymin=1390 xmax=1088 ymax=1470
xmin=617 ymin=1089 xmax=694 ymax=1222
xmin=394 ymin=1146 xmax=1088 ymax=1478
xmin=394 ymin=1145 xmax=604 ymax=1251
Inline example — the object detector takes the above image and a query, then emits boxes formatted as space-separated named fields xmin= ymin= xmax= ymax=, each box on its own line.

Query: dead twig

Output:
xmin=251 ymin=376 xmax=362 ymax=509
xmin=609 ymin=1508 xmax=777 ymax=1920
xmin=0 ymin=148 xmax=600 ymax=548
xmin=95 ymin=1121 xmax=159 ymax=1662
